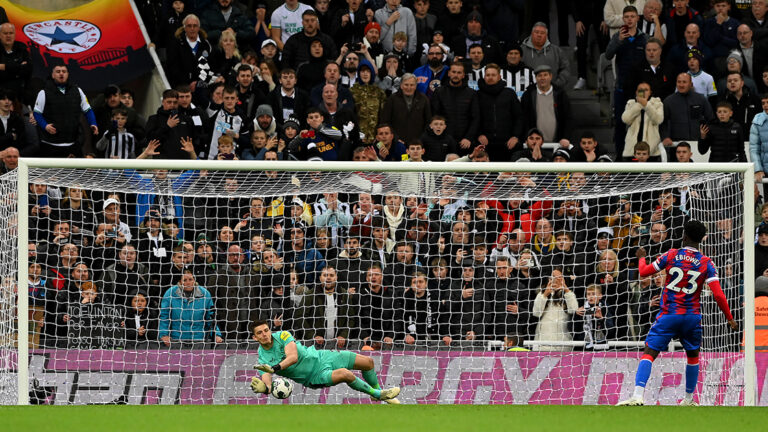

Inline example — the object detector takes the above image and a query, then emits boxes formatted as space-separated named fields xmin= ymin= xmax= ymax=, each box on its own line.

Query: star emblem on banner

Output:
xmin=36 ymin=26 xmax=85 ymax=46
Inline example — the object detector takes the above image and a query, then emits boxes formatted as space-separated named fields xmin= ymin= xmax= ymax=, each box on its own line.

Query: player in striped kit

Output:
xmin=617 ymin=220 xmax=737 ymax=406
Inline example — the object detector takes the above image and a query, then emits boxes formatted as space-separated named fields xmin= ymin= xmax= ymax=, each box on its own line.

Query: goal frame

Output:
xmin=12 ymin=158 xmax=757 ymax=406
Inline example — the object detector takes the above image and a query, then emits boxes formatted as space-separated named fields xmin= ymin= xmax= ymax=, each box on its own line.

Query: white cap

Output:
xmin=103 ymin=198 xmax=120 ymax=210
xmin=261 ymin=39 xmax=277 ymax=49
xmin=597 ymin=227 xmax=614 ymax=238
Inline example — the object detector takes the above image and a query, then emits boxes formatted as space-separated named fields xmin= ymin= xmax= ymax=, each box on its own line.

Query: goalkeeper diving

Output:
xmin=250 ymin=320 xmax=401 ymax=403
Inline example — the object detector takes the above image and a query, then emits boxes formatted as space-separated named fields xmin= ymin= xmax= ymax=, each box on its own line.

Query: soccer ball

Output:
xmin=271 ymin=378 xmax=293 ymax=399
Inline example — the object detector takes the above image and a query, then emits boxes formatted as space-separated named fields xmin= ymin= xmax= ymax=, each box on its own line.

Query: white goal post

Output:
xmin=6 ymin=158 xmax=758 ymax=406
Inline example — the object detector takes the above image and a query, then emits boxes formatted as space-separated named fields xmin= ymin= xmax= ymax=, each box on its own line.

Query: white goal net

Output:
xmin=0 ymin=162 xmax=755 ymax=405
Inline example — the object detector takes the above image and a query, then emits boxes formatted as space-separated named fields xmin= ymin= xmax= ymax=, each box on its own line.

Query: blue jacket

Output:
xmin=158 ymin=284 xmax=221 ymax=341
xmin=750 ymin=112 xmax=768 ymax=172
xmin=122 ymin=169 xmax=198 ymax=238
xmin=413 ymin=64 xmax=448 ymax=97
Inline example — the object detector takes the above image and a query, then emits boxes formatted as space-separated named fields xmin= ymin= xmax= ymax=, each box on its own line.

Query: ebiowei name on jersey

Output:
xmin=675 ymin=253 xmax=701 ymax=267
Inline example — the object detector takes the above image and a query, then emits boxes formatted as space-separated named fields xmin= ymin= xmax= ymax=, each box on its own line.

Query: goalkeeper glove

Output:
xmin=254 ymin=363 xmax=281 ymax=373
xmin=250 ymin=376 xmax=268 ymax=394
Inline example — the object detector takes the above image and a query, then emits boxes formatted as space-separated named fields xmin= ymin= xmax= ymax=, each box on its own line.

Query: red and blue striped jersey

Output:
xmin=651 ymin=246 xmax=718 ymax=316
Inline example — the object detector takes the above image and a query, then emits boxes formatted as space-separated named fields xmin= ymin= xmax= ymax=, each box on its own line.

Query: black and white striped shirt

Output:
xmin=96 ymin=130 xmax=136 ymax=159
xmin=500 ymin=67 xmax=536 ymax=99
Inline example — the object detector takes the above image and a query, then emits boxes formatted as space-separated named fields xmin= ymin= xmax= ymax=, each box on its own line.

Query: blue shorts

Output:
xmin=645 ymin=314 xmax=702 ymax=352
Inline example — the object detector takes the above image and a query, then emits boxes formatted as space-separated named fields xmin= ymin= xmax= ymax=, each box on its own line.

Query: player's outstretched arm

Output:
xmin=254 ymin=341 xmax=299 ymax=374
xmin=637 ymin=248 xmax=658 ymax=278
xmin=707 ymin=279 xmax=737 ymax=329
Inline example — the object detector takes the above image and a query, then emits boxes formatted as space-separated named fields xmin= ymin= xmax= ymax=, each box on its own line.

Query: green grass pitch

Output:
xmin=1 ymin=405 xmax=765 ymax=432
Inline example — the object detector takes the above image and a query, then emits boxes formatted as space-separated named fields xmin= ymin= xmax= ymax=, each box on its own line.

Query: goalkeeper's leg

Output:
xmin=352 ymin=354 xmax=381 ymax=390
xmin=331 ymin=368 xmax=400 ymax=402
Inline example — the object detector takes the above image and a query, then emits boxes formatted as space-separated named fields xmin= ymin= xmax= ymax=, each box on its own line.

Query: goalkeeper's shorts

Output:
xmin=645 ymin=314 xmax=702 ymax=352
xmin=306 ymin=350 xmax=357 ymax=388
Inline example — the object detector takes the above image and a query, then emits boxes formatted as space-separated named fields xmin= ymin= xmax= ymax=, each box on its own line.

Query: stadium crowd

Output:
xmin=0 ymin=0 xmax=756 ymax=350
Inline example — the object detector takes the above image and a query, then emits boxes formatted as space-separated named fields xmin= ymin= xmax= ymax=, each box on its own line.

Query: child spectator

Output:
xmin=574 ymin=284 xmax=610 ymax=350
xmin=632 ymin=141 xmax=651 ymax=162
xmin=699 ymin=101 xmax=747 ymax=162
xmin=95 ymin=108 xmax=136 ymax=159
xmin=242 ymin=130 xmax=280 ymax=160
xmin=287 ymin=108 xmax=347 ymax=161
xmin=686 ymin=48 xmax=717 ymax=100
xmin=389 ymin=32 xmax=417 ymax=73
xmin=215 ymin=135 xmax=239 ymax=160
xmin=123 ymin=289 xmax=158 ymax=345
xmin=420 ymin=116 xmax=457 ymax=161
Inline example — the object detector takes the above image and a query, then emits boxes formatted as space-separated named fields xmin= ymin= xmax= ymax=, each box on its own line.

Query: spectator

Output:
xmin=735 ymin=24 xmax=761 ymax=81
xmin=432 ymin=61 xmax=480 ymax=155
xmin=200 ymin=0 xmax=253 ymax=48
xmin=450 ymin=11 xmax=501 ymax=65
xmin=155 ymin=0 xmax=189 ymax=55
xmin=337 ymin=51 xmax=362 ymax=88
xmin=309 ymin=61 xmax=356 ymax=109
xmin=283 ymin=10 xmax=338 ymax=69
xmin=757 ymin=224 xmax=768 ymax=276
xmin=606 ymin=5 xmax=649 ymax=156
xmin=569 ymin=131 xmax=607 ymax=162
xmin=702 ymin=0 xmax=739 ymax=66
xmin=207 ymin=244 xmax=260 ymax=340
xmin=159 ymin=269 xmax=223 ymax=345
xmin=0 ymin=23 xmax=32 ymax=105
xmin=375 ymin=0 xmax=417 ymax=55
xmin=412 ymin=0 xmax=437 ymax=49
xmin=510 ymin=128 xmax=548 ymax=162
xmin=685 ymin=48 xmax=717 ymax=100
xmin=330 ymin=0 xmax=370 ymax=47
xmin=362 ymin=22 xmax=386 ymax=67
xmin=300 ymin=265 xmax=354 ymax=348
xmin=420 ymin=115 xmax=457 ymax=161
xmin=95 ymin=108 xmax=137 ymax=159
xmin=371 ymin=123 xmax=407 ymax=161
xmin=699 ymin=101 xmax=747 ymax=162
xmin=532 ymin=268 xmax=578 ymax=351
xmin=103 ymin=244 xmax=150 ymax=309
xmin=648 ymin=189 xmax=687 ymax=241
xmin=521 ymin=65 xmax=573 ymax=148
xmin=750 ymin=93 xmax=768 ymax=182
xmin=573 ymin=0 xmax=610 ymax=90
xmin=55 ymin=187 xmax=94 ymax=241
xmin=267 ymin=68 xmax=311 ymax=127
xmin=379 ymin=73 xmax=431 ymax=144
xmin=604 ymin=0 xmax=647 ymax=36
xmin=401 ymin=271 xmax=441 ymax=344
xmin=721 ymin=71 xmax=762 ymax=136
xmin=93 ymin=85 xmax=145 ymax=145
xmin=205 ymin=85 xmax=250 ymax=159
xmin=387 ymin=32 xmax=419 ymax=74
xmin=377 ymin=54 xmax=403 ymax=95
xmin=447 ymin=260 xmax=484 ymax=341
xmin=165 ymin=15 xmax=213 ymax=90
xmin=270 ymin=0 xmax=314 ymax=50
xmin=675 ymin=141 xmax=694 ymax=161
xmin=232 ymin=65 xmax=267 ymax=120
xmin=436 ymin=0 xmax=466 ymax=44
xmin=0 ymin=89 xmax=25 ymax=151
xmin=123 ymin=289 xmax=158 ymax=346
xmin=350 ymin=60 xmax=386 ymax=144
xmin=661 ymin=73 xmax=714 ymax=147
xmin=667 ymin=0 xmax=704 ymax=45
xmin=637 ymin=0 xmax=667 ymax=46
xmin=668 ymin=23 xmax=714 ymax=75
xmin=284 ymin=226 xmax=326 ymax=284
xmin=477 ymin=63 xmax=523 ymax=162
xmin=145 ymin=89 xmax=199 ymax=160
xmin=573 ymin=284 xmax=611 ymax=350
xmin=521 ymin=22 xmax=571 ymax=89
xmin=621 ymin=82 xmax=664 ymax=161
xmin=500 ymin=43 xmax=536 ymax=99
xmin=717 ymin=51 xmax=759 ymax=97
xmin=636 ymin=271 xmax=665 ymax=337
xmin=744 ymin=0 xmax=768 ymax=41
xmin=627 ymin=38 xmax=676 ymax=101
xmin=356 ymin=263 xmax=400 ymax=345
xmin=33 ymin=64 xmax=98 ymax=158
xmin=413 ymin=43 xmax=449 ymax=97
xmin=320 ymin=83 xmax=360 ymax=149
xmin=487 ymin=256 xmax=526 ymax=340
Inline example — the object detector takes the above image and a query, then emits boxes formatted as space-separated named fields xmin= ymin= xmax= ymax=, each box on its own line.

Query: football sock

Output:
xmin=362 ymin=369 xmax=381 ymax=390
xmin=634 ymin=354 xmax=655 ymax=399
xmin=685 ymin=356 xmax=699 ymax=395
xmin=349 ymin=377 xmax=380 ymax=398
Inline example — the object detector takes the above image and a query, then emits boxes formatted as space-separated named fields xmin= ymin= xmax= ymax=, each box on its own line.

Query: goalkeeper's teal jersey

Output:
xmin=258 ymin=330 xmax=320 ymax=384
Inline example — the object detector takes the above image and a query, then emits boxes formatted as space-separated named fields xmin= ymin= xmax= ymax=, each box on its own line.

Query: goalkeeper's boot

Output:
xmin=679 ymin=398 xmax=699 ymax=406
xmin=371 ymin=396 xmax=402 ymax=404
xmin=250 ymin=376 xmax=268 ymax=394
xmin=615 ymin=396 xmax=644 ymax=406
xmin=378 ymin=387 xmax=401 ymax=401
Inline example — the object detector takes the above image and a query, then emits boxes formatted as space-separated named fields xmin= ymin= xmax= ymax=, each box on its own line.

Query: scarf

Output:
xmin=384 ymin=203 xmax=404 ymax=239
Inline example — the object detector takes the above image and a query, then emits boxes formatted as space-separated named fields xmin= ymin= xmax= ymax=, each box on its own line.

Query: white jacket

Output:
xmin=532 ymin=290 xmax=578 ymax=352
xmin=621 ymin=96 xmax=664 ymax=158
xmin=604 ymin=0 xmax=647 ymax=35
